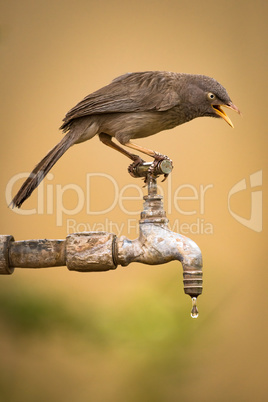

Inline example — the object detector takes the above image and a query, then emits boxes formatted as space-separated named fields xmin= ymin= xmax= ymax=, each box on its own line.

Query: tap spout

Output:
xmin=115 ymin=170 xmax=203 ymax=299
xmin=115 ymin=222 xmax=203 ymax=298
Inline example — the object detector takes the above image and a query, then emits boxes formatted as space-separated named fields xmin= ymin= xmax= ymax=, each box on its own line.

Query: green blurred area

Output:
xmin=0 ymin=276 xmax=200 ymax=402
xmin=0 ymin=265 xmax=267 ymax=402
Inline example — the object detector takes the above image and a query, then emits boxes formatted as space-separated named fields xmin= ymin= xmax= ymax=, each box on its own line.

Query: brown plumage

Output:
xmin=11 ymin=71 xmax=240 ymax=208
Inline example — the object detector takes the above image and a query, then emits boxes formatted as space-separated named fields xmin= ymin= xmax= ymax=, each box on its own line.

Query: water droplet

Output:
xmin=191 ymin=297 xmax=199 ymax=318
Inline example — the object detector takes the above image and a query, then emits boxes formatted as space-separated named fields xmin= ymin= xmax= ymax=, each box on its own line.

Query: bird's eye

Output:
xmin=208 ymin=92 xmax=215 ymax=100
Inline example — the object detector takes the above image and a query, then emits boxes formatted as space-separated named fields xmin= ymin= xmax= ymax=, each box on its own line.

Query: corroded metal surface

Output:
xmin=116 ymin=175 xmax=203 ymax=297
xmin=9 ymin=239 xmax=66 ymax=268
xmin=0 ymin=235 xmax=15 ymax=274
xmin=116 ymin=223 xmax=203 ymax=297
xmin=66 ymin=232 xmax=117 ymax=272
xmin=131 ymin=160 xmax=173 ymax=178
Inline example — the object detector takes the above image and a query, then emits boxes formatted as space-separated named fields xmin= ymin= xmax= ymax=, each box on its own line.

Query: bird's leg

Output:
xmin=124 ymin=141 xmax=173 ymax=182
xmin=99 ymin=134 xmax=145 ymax=175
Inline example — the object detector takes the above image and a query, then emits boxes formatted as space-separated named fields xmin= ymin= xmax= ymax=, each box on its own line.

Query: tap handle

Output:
xmin=130 ymin=160 xmax=173 ymax=178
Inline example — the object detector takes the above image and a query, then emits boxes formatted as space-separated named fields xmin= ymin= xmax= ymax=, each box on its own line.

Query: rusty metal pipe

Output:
xmin=10 ymin=239 xmax=66 ymax=268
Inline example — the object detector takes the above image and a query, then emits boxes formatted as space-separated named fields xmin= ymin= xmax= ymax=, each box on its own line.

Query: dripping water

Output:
xmin=191 ymin=297 xmax=199 ymax=318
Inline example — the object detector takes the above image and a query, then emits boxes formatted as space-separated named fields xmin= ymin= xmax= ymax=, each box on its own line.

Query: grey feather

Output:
xmin=60 ymin=71 xmax=182 ymax=131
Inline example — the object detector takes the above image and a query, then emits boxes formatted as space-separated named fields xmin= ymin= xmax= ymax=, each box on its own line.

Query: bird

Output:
xmin=11 ymin=71 xmax=240 ymax=208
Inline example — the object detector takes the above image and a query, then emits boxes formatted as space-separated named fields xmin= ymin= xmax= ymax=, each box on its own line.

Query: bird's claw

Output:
xmin=144 ymin=153 xmax=173 ymax=183
xmin=128 ymin=153 xmax=173 ymax=184
xmin=128 ymin=156 xmax=146 ymax=177
xmin=161 ymin=173 xmax=169 ymax=182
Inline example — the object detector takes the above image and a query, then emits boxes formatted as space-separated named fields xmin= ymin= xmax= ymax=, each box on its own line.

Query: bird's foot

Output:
xmin=128 ymin=156 xmax=146 ymax=177
xmin=146 ymin=153 xmax=173 ymax=182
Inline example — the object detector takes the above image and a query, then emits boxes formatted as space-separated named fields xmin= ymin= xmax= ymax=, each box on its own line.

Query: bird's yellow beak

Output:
xmin=212 ymin=103 xmax=241 ymax=128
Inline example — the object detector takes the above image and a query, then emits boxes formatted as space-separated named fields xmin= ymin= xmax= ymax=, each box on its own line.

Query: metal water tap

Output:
xmin=116 ymin=162 xmax=203 ymax=316
xmin=0 ymin=161 xmax=203 ymax=316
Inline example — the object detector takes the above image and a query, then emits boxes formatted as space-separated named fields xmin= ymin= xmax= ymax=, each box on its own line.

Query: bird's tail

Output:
xmin=11 ymin=135 xmax=75 ymax=208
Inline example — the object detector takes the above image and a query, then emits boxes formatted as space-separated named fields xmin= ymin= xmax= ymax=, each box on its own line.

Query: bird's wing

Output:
xmin=60 ymin=72 xmax=181 ymax=130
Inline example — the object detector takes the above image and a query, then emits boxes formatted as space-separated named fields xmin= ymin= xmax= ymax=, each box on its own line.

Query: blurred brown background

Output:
xmin=0 ymin=0 xmax=267 ymax=401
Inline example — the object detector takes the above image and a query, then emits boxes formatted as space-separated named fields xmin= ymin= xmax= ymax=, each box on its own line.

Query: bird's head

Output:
xmin=184 ymin=74 xmax=241 ymax=127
